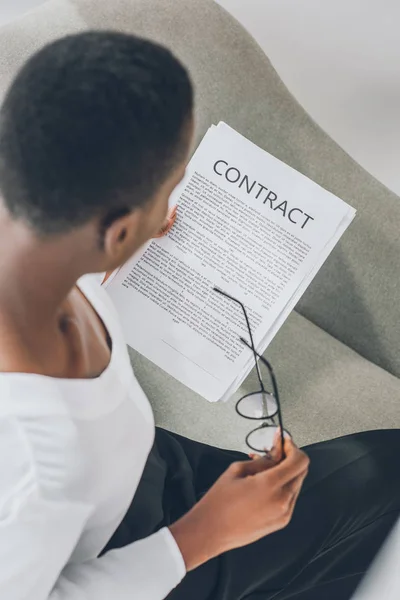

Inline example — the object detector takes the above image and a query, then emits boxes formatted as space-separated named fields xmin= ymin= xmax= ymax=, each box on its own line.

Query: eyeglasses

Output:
xmin=213 ymin=287 xmax=291 ymax=459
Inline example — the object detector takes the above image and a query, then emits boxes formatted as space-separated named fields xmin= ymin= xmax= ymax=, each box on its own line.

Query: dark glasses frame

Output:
xmin=213 ymin=286 xmax=287 ymax=455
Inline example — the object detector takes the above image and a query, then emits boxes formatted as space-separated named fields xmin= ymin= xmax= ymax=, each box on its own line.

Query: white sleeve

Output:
xmin=0 ymin=414 xmax=186 ymax=600
xmin=0 ymin=487 xmax=186 ymax=600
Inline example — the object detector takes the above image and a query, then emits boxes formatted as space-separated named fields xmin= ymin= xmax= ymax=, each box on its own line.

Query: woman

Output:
xmin=0 ymin=30 xmax=398 ymax=600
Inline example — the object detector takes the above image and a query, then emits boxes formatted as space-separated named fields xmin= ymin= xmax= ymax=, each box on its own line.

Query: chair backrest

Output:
xmin=352 ymin=518 xmax=400 ymax=599
xmin=1 ymin=0 xmax=399 ymax=377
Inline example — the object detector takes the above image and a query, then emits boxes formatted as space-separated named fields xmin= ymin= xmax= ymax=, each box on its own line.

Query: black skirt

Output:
xmin=104 ymin=428 xmax=400 ymax=600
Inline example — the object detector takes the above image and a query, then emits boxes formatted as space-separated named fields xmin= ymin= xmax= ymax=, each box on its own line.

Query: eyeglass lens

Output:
xmin=237 ymin=391 xmax=278 ymax=419
xmin=247 ymin=425 xmax=291 ymax=453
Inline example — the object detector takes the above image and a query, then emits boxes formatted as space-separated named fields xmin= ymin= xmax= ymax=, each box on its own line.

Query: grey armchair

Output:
xmin=1 ymin=0 xmax=398 ymax=449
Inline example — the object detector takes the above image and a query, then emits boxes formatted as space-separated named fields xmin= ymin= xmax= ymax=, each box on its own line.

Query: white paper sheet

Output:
xmin=105 ymin=123 xmax=356 ymax=401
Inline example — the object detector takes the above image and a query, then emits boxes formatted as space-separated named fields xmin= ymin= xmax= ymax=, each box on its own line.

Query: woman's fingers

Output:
xmin=270 ymin=439 xmax=310 ymax=486
xmin=153 ymin=205 xmax=177 ymax=238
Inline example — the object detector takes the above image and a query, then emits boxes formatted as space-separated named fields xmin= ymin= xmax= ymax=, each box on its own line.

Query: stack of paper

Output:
xmin=105 ymin=123 xmax=356 ymax=402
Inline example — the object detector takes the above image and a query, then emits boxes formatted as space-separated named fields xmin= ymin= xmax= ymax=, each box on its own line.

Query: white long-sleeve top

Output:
xmin=0 ymin=275 xmax=186 ymax=600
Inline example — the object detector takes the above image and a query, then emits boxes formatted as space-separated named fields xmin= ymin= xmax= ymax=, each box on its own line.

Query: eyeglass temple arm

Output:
xmin=213 ymin=287 xmax=264 ymax=390
xmin=240 ymin=337 xmax=285 ymax=446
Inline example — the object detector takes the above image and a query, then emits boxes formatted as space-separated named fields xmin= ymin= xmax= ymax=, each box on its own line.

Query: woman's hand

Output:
xmin=153 ymin=205 xmax=177 ymax=238
xmin=170 ymin=435 xmax=310 ymax=571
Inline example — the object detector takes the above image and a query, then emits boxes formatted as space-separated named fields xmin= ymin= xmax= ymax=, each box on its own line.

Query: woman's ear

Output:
xmin=102 ymin=211 xmax=139 ymax=264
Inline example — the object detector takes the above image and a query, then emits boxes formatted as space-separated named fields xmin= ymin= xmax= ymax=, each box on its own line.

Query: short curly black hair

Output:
xmin=0 ymin=31 xmax=193 ymax=234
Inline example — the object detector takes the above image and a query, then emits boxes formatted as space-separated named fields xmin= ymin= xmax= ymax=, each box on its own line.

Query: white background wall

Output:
xmin=1 ymin=0 xmax=400 ymax=196
xmin=0 ymin=0 xmax=45 ymax=25
xmin=217 ymin=0 xmax=400 ymax=196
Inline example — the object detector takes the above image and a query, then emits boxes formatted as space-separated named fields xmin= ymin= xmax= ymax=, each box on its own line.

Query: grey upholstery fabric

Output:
xmin=130 ymin=311 xmax=400 ymax=450
xmin=0 ymin=0 xmax=399 ymax=447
